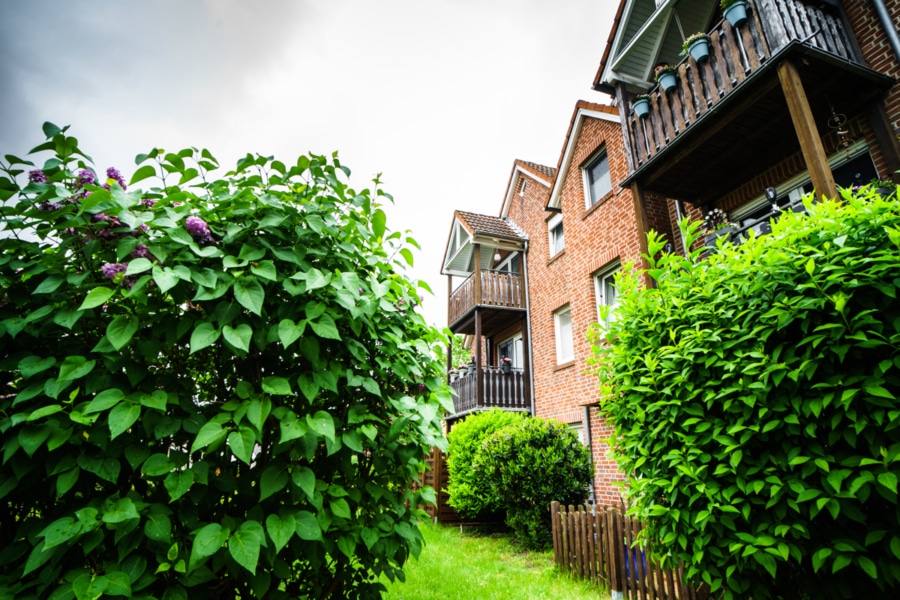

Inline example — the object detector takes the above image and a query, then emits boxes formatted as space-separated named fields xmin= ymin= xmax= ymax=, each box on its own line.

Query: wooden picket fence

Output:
xmin=550 ymin=502 xmax=708 ymax=600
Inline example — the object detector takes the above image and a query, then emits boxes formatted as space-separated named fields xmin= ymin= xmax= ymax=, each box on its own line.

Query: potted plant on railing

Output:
xmin=654 ymin=64 xmax=679 ymax=93
xmin=631 ymin=94 xmax=651 ymax=118
xmin=466 ymin=361 xmax=476 ymax=375
xmin=703 ymin=207 xmax=735 ymax=245
xmin=448 ymin=368 xmax=459 ymax=383
xmin=500 ymin=356 xmax=513 ymax=374
xmin=682 ymin=32 xmax=712 ymax=62
xmin=721 ymin=0 xmax=749 ymax=27
xmin=869 ymin=178 xmax=897 ymax=198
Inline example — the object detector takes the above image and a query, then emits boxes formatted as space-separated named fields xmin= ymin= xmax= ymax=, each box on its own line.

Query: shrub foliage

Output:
xmin=471 ymin=415 xmax=592 ymax=549
xmin=593 ymin=188 xmax=900 ymax=599
xmin=445 ymin=408 xmax=526 ymax=520
xmin=0 ymin=123 xmax=451 ymax=599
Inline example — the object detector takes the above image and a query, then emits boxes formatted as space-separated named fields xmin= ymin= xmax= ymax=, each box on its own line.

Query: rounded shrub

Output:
xmin=446 ymin=408 xmax=526 ymax=520
xmin=594 ymin=186 xmax=900 ymax=599
xmin=0 ymin=124 xmax=451 ymax=599
xmin=473 ymin=416 xmax=592 ymax=549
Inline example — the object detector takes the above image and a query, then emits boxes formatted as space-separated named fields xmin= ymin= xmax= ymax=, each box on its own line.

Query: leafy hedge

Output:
xmin=474 ymin=416 xmax=592 ymax=550
xmin=593 ymin=187 xmax=900 ymax=599
xmin=0 ymin=123 xmax=450 ymax=599
xmin=446 ymin=408 xmax=526 ymax=520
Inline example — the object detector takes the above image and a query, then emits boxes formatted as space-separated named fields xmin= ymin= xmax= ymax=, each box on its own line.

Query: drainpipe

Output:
xmin=583 ymin=405 xmax=596 ymax=506
xmin=871 ymin=0 xmax=900 ymax=63
xmin=522 ymin=240 xmax=535 ymax=415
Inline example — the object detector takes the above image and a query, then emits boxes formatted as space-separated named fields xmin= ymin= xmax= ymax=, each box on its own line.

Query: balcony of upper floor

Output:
xmin=446 ymin=364 xmax=530 ymax=421
xmin=441 ymin=210 xmax=528 ymax=335
xmin=594 ymin=0 xmax=895 ymax=205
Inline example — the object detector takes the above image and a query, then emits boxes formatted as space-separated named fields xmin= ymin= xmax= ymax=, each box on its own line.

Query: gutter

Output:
xmin=871 ymin=0 xmax=900 ymax=64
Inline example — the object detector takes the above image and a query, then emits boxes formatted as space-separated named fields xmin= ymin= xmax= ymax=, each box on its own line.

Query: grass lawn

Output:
xmin=382 ymin=522 xmax=609 ymax=600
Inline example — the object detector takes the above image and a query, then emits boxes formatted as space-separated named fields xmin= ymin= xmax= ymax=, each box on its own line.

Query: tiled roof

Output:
xmin=456 ymin=211 xmax=527 ymax=241
xmin=517 ymin=160 xmax=557 ymax=181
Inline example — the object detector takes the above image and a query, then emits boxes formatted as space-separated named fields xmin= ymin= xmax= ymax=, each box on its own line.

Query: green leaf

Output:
xmin=190 ymin=523 xmax=228 ymax=569
xmin=109 ymin=402 xmax=141 ymax=439
xmin=190 ymin=321 xmax=220 ymax=354
xmin=250 ymin=260 xmax=277 ymax=281
xmin=228 ymin=426 xmax=256 ymax=464
xmin=372 ymin=208 xmax=387 ymax=238
xmin=262 ymin=376 xmax=292 ymax=396
xmin=142 ymin=454 xmax=174 ymax=476
xmin=330 ymin=498 xmax=351 ymax=519
xmin=297 ymin=375 xmax=319 ymax=402
xmin=34 ymin=274 xmax=65 ymax=294
xmin=266 ymin=513 xmax=295 ymax=553
xmin=145 ymin=512 xmax=172 ymax=543
xmin=165 ymin=469 xmax=195 ymax=501
xmin=234 ymin=276 xmax=265 ymax=315
xmin=102 ymin=497 xmax=139 ymax=523
xmin=79 ymin=287 xmax=115 ymax=310
xmin=192 ymin=421 xmax=227 ymax=453
xmin=106 ymin=316 xmax=139 ymax=350
xmin=152 ymin=266 xmax=180 ymax=293
xmin=126 ymin=257 xmax=154 ymax=275
xmin=85 ymin=388 xmax=124 ymax=414
xmin=223 ymin=324 xmax=252 ymax=353
xmin=58 ymin=356 xmax=96 ymax=382
xmin=73 ymin=574 xmax=108 ymax=600
xmin=228 ymin=521 xmax=264 ymax=575
xmin=308 ymin=411 xmax=336 ymax=442
xmin=260 ymin=466 xmax=289 ymax=501
xmin=18 ymin=355 xmax=56 ymax=378
xmin=277 ymin=318 xmax=305 ymax=349
xmin=295 ymin=511 xmax=323 ymax=541
xmin=308 ymin=313 xmax=341 ymax=340
xmin=130 ymin=164 xmax=157 ymax=185
xmin=292 ymin=467 xmax=316 ymax=500
xmin=40 ymin=516 xmax=82 ymax=549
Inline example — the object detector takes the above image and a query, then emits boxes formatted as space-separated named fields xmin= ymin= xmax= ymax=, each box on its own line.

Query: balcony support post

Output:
xmin=521 ymin=313 xmax=532 ymax=414
xmin=629 ymin=181 xmax=653 ymax=289
xmin=473 ymin=243 xmax=482 ymax=306
xmin=475 ymin=308 xmax=484 ymax=407
xmin=777 ymin=59 xmax=838 ymax=200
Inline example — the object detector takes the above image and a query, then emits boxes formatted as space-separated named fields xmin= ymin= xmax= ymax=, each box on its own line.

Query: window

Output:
xmin=519 ymin=180 xmax=527 ymax=196
xmin=584 ymin=151 xmax=612 ymax=207
xmin=554 ymin=306 xmax=574 ymax=364
xmin=594 ymin=263 xmax=620 ymax=325
xmin=498 ymin=333 xmax=524 ymax=368
xmin=496 ymin=252 xmax=520 ymax=275
xmin=548 ymin=214 xmax=564 ymax=257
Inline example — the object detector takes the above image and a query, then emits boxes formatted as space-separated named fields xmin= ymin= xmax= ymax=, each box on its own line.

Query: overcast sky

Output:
xmin=0 ymin=0 xmax=618 ymax=327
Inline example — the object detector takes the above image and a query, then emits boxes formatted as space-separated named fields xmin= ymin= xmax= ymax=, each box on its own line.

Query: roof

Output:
xmin=547 ymin=100 xmax=620 ymax=210
xmin=518 ymin=161 xmax=557 ymax=181
xmin=592 ymin=0 xmax=629 ymax=92
xmin=455 ymin=211 xmax=527 ymax=241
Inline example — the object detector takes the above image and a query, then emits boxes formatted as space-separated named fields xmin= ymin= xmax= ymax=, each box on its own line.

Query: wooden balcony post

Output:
xmin=475 ymin=308 xmax=483 ymax=407
xmin=446 ymin=329 xmax=453 ymax=384
xmin=521 ymin=313 xmax=532 ymax=414
xmin=473 ymin=243 xmax=482 ymax=306
xmin=777 ymin=59 xmax=837 ymax=200
xmin=629 ymin=182 xmax=653 ymax=290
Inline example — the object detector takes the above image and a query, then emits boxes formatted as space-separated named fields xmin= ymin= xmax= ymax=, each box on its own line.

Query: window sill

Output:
xmin=547 ymin=249 xmax=566 ymax=266
xmin=582 ymin=190 xmax=616 ymax=220
xmin=554 ymin=360 xmax=575 ymax=372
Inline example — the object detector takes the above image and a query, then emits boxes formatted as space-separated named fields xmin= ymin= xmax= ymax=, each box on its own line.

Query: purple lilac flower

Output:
xmin=101 ymin=263 xmax=128 ymax=281
xmin=37 ymin=201 xmax=63 ymax=211
xmin=140 ymin=198 xmax=157 ymax=208
xmin=28 ymin=169 xmax=48 ymax=184
xmin=185 ymin=216 xmax=214 ymax=245
xmin=76 ymin=169 xmax=95 ymax=188
xmin=132 ymin=244 xmax=152 ymax=259
xmin=105 ymin=167 xmax=127 ymax=190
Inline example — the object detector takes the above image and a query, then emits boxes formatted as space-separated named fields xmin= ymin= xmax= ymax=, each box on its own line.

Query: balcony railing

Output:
xmin=449 ymin=367 xmax=528 ymax=416
xmin=627 ymin=0 xmax=857 ymax=170
xmin=448 ymin=270 xmax=525 ymax=325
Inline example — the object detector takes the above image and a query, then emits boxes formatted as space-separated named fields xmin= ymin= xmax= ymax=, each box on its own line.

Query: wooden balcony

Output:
xmin=448 ymin=270 xmax=526 ymax=334
xmin=622 ymin=0 xmax=893 ymax=205
xmin=448 ymin=367 xmax=529 ymax=418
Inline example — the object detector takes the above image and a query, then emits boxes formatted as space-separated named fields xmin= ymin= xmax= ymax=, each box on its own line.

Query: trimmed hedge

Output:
xmin=593 ymin=187 xmax=900 ymax=599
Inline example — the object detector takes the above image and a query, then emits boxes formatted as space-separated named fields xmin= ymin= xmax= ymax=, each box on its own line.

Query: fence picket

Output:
xmin=550 ymin=503 xmax=705 ymax=600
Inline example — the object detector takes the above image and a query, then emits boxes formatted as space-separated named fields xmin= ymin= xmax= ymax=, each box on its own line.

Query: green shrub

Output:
xmin=474 ymin=416 xmax=592 ymax=549
xmin=446 ymin=408 xmax=526 ymax=520
xmin=0 ymin=123 xmax=451 ymax=599
xmin=593 ymin=186 xmax=900 ymax=599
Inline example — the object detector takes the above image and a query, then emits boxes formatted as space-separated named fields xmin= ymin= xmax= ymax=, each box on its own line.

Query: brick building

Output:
xmin=440 ymin=101 xmax=644 ymax=506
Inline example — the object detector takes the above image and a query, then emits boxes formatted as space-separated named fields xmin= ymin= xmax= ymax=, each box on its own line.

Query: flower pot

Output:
xmin=657 ymin=72 xmax=678 ymax=93
xmin=467 ymin=364 xmax=476 ymax=375
xmin=500 ymin=362 xmax=512 ymax=374
xmin=632 ymin=97 xmax=650 ymax=118
xmin=688 ymin=38 xmax=710 ymax=62
xmin=876 ymin=186 xmax=896 ymax=199
xmin=723 ymin=1 xmax=748 ymax=27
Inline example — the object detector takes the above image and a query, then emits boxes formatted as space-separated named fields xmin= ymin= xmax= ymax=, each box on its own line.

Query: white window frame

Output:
xmin=554 ymin=305 xmax=575 ymax=364
xmin=583 ymin=149 xmax=612 ymax=208
xmin=498 ymin=333 xmax=524 ymax=369
xmin=548 ymin=213 xmax=564 ymax=257
xmin=594 ymin=262 xmax=621 ymax=326
xmin=496 ymin=252 xmax=520 ymax=274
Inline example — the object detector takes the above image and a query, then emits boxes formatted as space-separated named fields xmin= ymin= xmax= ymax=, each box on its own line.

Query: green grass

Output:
xmin=382 ymin=523 xmax=609 ymax=600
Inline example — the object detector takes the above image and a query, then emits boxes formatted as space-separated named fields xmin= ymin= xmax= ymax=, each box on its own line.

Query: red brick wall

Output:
xmin=508 ymin=111 xmax=643 ymax=506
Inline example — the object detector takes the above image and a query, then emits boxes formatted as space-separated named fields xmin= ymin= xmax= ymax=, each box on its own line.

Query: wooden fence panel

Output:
xmin=550 ymin=503 xmax=708 ymax=600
